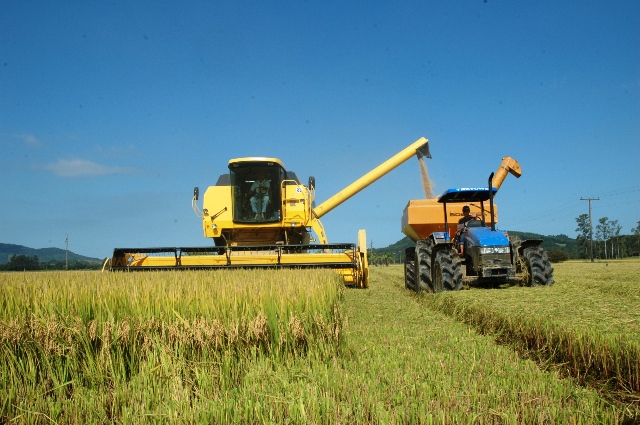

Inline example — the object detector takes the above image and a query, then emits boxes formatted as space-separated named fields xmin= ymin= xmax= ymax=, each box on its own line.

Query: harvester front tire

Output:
xmin=433 ymin=249 xmax=463 ymax=293
xmin=415 ymin=239 xmax=434 ymax=292
xmin=522 ymin=246 xmax=554 ymax=286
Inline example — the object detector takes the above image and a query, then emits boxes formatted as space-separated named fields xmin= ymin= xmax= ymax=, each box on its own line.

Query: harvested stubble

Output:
xmin=419 ymin=259 xmax=640 ymax=402
xmin=342 ymin=265 xmax=636 ymax=423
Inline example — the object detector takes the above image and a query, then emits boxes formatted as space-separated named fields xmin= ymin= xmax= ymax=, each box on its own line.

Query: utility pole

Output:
xmin=65 ymin=234 xmax=68 ymax=270
xmin=580 ymin=197 xmax=599 ymax=262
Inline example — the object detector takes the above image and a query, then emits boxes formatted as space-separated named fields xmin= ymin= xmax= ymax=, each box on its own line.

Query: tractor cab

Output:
xmin=229 ymin=158 xmax=287 ymax=223
xmin=438 ymin=186 xmax=515 ymax=280
xmin=438 ymin=187 xmax=508 ymax=255
xmin=438 ymin=187 xmax=497 ymax=234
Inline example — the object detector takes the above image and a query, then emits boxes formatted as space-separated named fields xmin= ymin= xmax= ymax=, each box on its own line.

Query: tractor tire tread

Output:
xmin=434 ymin=249 xmax=463 ymax=292
xmin=523 ymin=246 xmax=555 ymax=286
xmin=416 ymin=239 xmax=434 ymax=292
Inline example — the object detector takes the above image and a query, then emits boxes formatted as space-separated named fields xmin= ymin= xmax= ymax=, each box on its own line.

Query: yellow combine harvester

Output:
xmin=106 ymin=137 xmax=431 ymax=287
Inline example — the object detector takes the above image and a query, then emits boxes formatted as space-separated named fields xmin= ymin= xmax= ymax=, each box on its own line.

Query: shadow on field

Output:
xmin=463 ymin=278 xmax=523 ymax=290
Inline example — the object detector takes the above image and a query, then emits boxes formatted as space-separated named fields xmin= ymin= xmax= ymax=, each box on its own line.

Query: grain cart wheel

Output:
xmin=521 ymin=246 xmax=555 ymax=286
xmin=404 ymin=247 xmax=416 ymax=290
xmin=415 ymin=238 xmax=434 ymax=292
xmin=433 ymin=249 xmax=464 ymax=293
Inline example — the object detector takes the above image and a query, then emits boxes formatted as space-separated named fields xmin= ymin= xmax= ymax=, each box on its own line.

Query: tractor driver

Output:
xmin=250 ymin=172 xmax=271 ymax=220
xmin=456 ymin=205 xmax=476 ymax=255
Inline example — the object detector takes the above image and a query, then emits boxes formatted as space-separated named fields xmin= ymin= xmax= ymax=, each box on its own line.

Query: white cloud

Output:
xmin=17 ymin=133 xmax=42 ymax=147
xmin=44 ymin=158 xmax=136 ymax=177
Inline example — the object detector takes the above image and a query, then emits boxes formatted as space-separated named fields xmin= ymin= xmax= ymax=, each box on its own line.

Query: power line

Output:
xmin=503 ymin=198 xmax=583 ymax=228
xmin=505 ymin=191 xmax=639 ymax=232
xmin=593 ymin=186 xmax=640 ymax=199
xmin=581 ymin=197 xmax=599 ymax=263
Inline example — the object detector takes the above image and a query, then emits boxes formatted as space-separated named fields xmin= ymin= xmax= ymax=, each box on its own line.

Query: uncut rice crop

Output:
xmin=0 ymin=269 xmax=344 ymax=423
xmin=0 ymin=269 xmax=343 ymax=350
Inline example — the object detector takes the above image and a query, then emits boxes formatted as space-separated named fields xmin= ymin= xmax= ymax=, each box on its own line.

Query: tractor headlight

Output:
xmin=479 ymin=246 xmax=510 ymax=255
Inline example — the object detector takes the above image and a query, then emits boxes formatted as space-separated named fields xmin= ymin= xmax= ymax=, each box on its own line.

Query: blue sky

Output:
xmin=1 ymin=1 xmax=638 ymax=259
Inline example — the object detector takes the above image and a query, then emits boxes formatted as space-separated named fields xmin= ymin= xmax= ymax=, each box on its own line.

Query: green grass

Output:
xmin=1 ymin=262 xmax=639 ymax=423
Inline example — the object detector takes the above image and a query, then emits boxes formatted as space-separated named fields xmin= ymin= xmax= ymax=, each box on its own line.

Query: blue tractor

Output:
xmin=402 ymin=157 xmax=554 ymax=292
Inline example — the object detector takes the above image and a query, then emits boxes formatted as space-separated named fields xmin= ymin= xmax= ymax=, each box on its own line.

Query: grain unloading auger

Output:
xmin=106 ymin=137 xmax=432 ymax=287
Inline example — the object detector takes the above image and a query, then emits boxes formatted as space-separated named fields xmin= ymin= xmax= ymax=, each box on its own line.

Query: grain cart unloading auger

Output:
xmin=401 ymin=156 xmax=554 ymax=292
xmin=106 ymin=137 xmax=432 ymax=288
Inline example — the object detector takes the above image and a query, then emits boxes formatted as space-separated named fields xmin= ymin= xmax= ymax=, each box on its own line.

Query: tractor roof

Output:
xmin=437 ymin=187 xmax=497 ymax=204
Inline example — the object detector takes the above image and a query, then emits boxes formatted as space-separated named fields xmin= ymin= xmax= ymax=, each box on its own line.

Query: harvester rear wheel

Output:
xmin=521 ymin=246 xmax=554 ymax=286
xmin=433 ymin=249 xmax=463 ymax=292
xmin=415 ymin=239 xmax=434 ymax=292
xmin=404 ymin=247 xmax=416 ymax=290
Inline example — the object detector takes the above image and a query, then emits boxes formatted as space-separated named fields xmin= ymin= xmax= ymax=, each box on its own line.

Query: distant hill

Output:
xmin=1 ymin=232 xmax=581 ymax=266
xmin=0 ymin=243 xmax=102 ymax=265
xmin=507 ymin=231 xmax=580 ymax=257
xmin=372 ymin=232 xmax=580 ymax=258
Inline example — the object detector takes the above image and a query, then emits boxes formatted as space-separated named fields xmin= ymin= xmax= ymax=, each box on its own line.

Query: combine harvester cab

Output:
xmin=402 ymin=156 xmax=554 ymax=292
xmin=107 ymin=137 xmax=432 ymax=288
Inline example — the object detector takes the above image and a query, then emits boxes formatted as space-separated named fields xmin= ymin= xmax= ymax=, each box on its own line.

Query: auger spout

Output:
xmin=491 ymin=156 xmax=522 ymax=190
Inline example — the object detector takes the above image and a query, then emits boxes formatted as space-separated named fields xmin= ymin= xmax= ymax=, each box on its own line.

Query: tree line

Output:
xmin=0 ymin=254 xmax=102 ymax=271
xmin=575 ymin=216 xmax=640 ymax=260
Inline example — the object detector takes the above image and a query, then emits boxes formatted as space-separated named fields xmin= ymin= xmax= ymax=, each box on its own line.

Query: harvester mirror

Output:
xmin=193 ymin=187 xmax=199 ymax=201
xmin=308 ymin=176 xmax=315 ymax=190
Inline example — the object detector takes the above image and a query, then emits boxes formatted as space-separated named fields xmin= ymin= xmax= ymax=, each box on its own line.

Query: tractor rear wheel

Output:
xmin=415 ymin=239 xmax=434 ymax=292
xmin=521 ymin=246 xmax=554 ymax=286
xmin=433 ymin=249 xmax=463 ymax=292
xmin=404 ymin=247 xmax=416 ymax=290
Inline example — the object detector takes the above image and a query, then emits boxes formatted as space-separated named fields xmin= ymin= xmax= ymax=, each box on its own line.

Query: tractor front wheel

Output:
xmin=521 ymin=246 xmax=554 ymax=286
xmin=433 ymin=249 xmax=463 ymax=292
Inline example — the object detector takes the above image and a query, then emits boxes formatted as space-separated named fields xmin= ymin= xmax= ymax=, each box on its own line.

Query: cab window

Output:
xmin=229 ymin=162 xmax=283 ymax=223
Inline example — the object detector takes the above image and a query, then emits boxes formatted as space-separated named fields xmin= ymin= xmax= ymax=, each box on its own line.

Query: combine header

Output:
xmin=106 ymin=137 xmax=432 ymax=288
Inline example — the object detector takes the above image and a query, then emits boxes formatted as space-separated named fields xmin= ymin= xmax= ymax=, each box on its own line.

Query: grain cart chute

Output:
xmin=402 ymin=156 xmax=554 ymax=292
xmin=107 ymin=137 xmax=432 ymax=288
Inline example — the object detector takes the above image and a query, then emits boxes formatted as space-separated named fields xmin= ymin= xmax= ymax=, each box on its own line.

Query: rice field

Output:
xmin=1 ymin=260 xmax=639 ymax=423
xmin=0 ymin=269 xmax=344 ymax=423
xmin=418 ymin=259 xmax=640 ymax=398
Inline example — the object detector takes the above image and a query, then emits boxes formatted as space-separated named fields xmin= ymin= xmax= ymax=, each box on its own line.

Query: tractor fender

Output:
xmin=513 ymin=239 xmax=543 ymax=257
xmin=431 ymin=232 xmax=453 ymax=246
xmin=410 ymin=232 xmax=456 ymax=262
xmin=429 ymin=232 xmax=457 ymax=256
